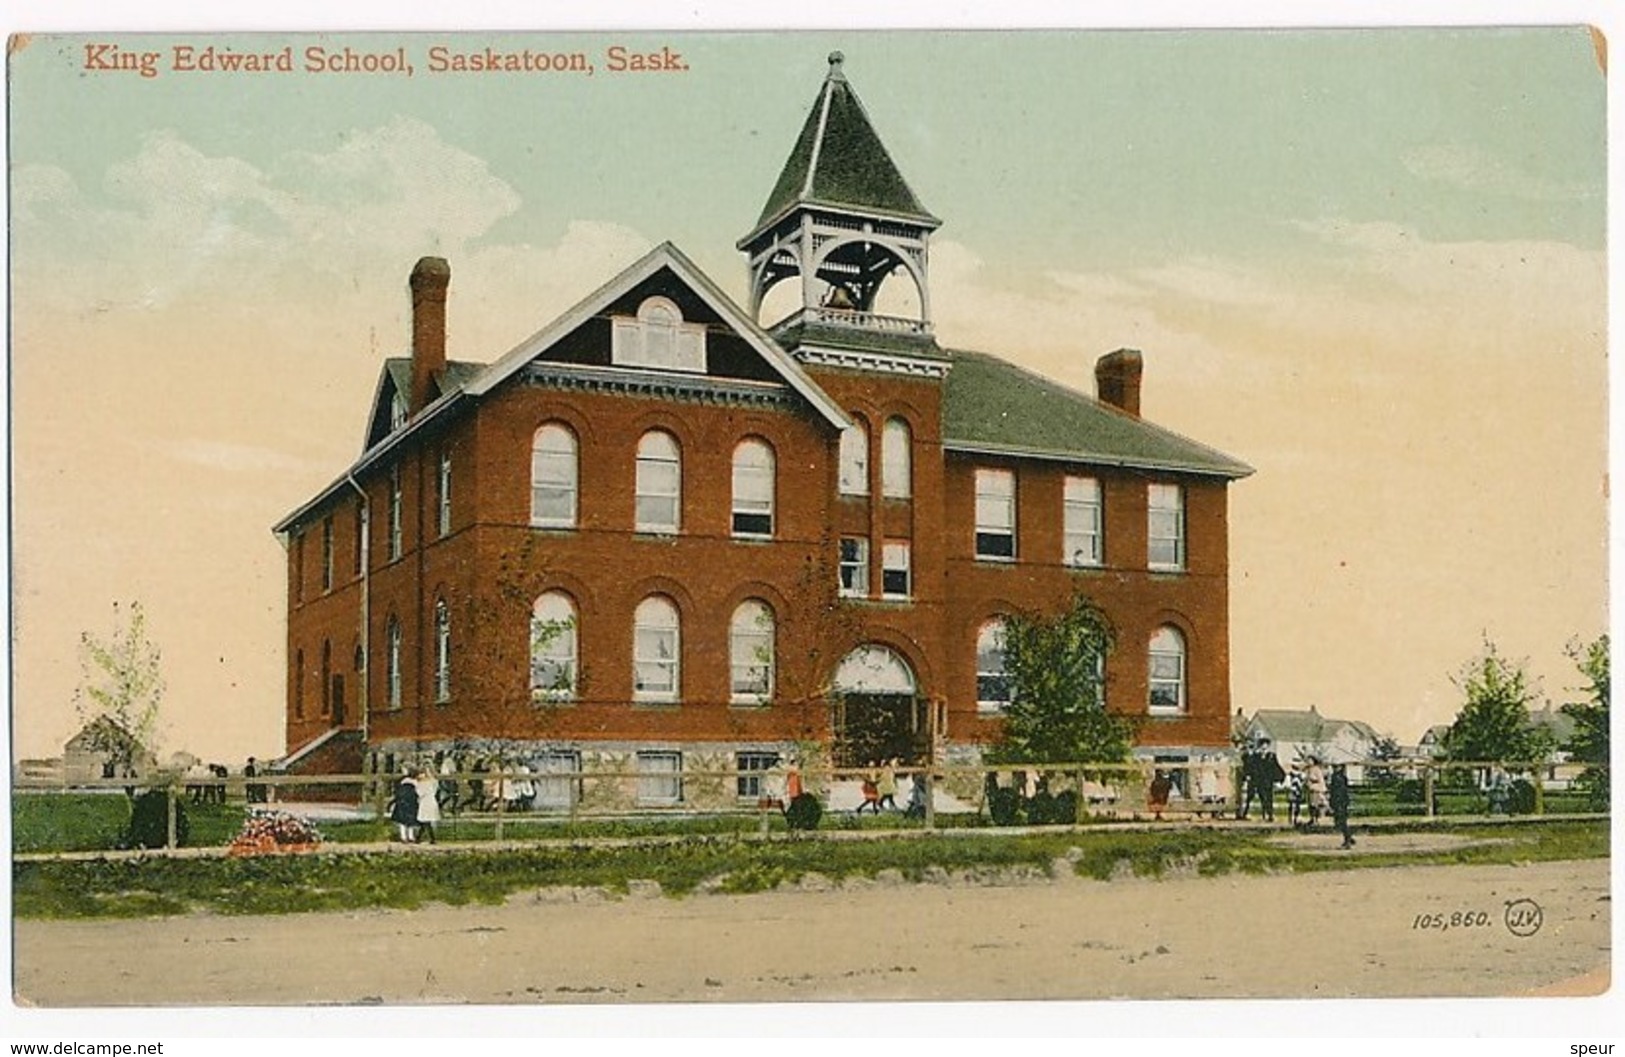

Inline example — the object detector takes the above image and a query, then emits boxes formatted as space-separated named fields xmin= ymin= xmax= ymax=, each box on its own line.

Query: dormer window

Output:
xmin=612 ymin=296 xmax=707 ymax=373
xmin=390 ymin=391 xmax=407 ymax=431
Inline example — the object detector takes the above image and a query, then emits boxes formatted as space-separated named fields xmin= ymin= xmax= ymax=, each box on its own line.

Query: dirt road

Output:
xmin=13 ymin=858 xmax=1609 ymax=1006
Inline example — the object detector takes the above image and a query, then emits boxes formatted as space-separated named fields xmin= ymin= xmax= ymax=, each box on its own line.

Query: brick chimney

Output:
xmin=409 ymin=256 xmax=451 ymax=416
xmin=1095 ymin=348 xmax=1143 ymax=418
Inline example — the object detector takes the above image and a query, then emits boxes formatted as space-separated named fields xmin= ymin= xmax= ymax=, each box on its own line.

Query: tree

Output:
xmin=1560 ymin=634 xmax=1609 ymax=808
xmin=985 ymin=594 xmax=1134 ymax=766
xmin=72 ymin=601 xmax=166 ymax=778
xmin=1443 ymin=638 xmax=1551 ymax=769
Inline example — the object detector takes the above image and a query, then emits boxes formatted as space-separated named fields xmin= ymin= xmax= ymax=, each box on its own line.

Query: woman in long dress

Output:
xmin=1305 ymin=759 xmax=1330 ymax=826
xmin=413 ymin=769 xmax=440 ymax=844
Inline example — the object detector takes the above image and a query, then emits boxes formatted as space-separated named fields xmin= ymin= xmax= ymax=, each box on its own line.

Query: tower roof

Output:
xmin=752 ymin=52 xmax=938 ymax=233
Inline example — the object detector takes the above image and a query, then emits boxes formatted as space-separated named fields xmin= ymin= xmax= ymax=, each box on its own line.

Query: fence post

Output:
xmin=166 ymin=780 xmax=177 ymax=850
xmin=495 ymin=775 xmax=506 ymax=842
xmin=1423 ymin=765 xmax=1435 ymax=818
xmin=1533 ymin=767 xmax=1545 ymax=816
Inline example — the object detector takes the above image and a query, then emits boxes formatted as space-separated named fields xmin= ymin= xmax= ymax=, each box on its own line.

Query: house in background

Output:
xmin=61 ymin=716 xmax=157 ymax=784
xmin=1237 ymin=706 xmax=1385 ymax=781
xmin=272 ymin=54 xmax=1252 ymax=808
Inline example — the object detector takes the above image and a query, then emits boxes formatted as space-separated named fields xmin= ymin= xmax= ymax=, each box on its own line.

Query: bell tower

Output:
xmin=738 ymin=52 xmax=940 ymax=345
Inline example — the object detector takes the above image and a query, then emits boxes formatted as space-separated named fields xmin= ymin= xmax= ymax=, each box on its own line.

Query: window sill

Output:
xmin=529 ymin=521 xmax=577 ymax=532
xmin=975 ymin=554 xmax=1017 ymax=564
xmin=976 ymin=705 xmax=1008 ymax=716
xmin=1148 ymin=564 xmax=1186 ymax=575
xmin=1146 ymin=710 xmax=1189 ymax=719
xmin=731 ymin=533 xmax=775 ymax=543
xmin=634 ymin=529 xmax=681 ymax=539
xmin=632 ymin=698 xmax=681 ymax=709
xmin=530 ymin=696 xmax=576 ymax=708
xmin=730 ymin=698 xmax=772 ymax=709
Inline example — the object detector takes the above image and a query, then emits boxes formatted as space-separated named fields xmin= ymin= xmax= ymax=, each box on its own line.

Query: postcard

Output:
xmin=5 ymin=17 xmax=1615 ymax=1041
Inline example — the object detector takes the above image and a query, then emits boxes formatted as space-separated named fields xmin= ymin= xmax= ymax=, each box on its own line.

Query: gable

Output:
xmin=466 ymin=242 xmax=848 ymax=430
xmin=523 ymin=267 xmax=783 ymax=386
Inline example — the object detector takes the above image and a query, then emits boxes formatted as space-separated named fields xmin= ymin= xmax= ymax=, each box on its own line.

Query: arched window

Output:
xmin=433 ymin=599 xmax=451 ymax=703
xmin=633 ymin=595 xmax=680 ymax=701
xmin=531 ymin=592 xmax=578 ymax=702
xmin=530 ymin=423 xmax=578 ymax=528
xmin=635 ymin=430 xmax=681 ymax=534
xmin=729 ymin=600 xmax=775 ymax=703
xmin=882 ymin=417 xmax=912 ymax=499
xmin=385 ymin=616 xmax=402 ymax=710
xmin=731 ymin=439 xmax=775 ymax=537
xmin=293 ymin=648 xmax=305 ymax=719
xmin=1149 ymin=626 xmax=1187 ymax=714
xmin=838 ymin=420 xmax=869 ymax=496
xmin=976 ymin=621 xmax=1011 ymax=712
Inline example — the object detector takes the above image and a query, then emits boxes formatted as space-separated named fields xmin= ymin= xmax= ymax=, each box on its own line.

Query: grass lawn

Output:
xmin=10 ymin=818 xmax=1608 ymax=920
xmin=11 ymin=794 xmax=249 ymax=854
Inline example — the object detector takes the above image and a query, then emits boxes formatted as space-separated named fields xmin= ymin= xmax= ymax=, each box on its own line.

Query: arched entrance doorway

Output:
xmin=831 ymin=645 xmax=928 ymax=768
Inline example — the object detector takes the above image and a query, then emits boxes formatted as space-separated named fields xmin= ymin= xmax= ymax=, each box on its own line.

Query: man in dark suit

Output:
xmin=1330 ymin=764 xmax=1356 ymax=848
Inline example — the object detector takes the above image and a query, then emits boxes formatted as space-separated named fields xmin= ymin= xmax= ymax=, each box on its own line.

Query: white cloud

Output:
xmin=11 ymin=119 xmax=531 ymax=312
xmin=156 ymin=439 xmax=326 ymax=475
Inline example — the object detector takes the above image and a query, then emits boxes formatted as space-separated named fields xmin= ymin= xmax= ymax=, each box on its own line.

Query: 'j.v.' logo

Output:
xmin=1504 ymin=898 xmax=1543 ymax=937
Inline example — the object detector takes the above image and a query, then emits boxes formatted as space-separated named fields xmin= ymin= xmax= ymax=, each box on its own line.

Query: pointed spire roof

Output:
xmin=753 ymin=52 xmax=938 ymax=232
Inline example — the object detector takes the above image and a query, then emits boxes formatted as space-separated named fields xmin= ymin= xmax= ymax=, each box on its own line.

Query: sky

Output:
xmin=5 ymin=24 xmax=1608 ymax=763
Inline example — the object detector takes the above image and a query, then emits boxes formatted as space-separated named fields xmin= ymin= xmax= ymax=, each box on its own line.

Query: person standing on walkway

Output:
xmin=1329 ymin=763 xmax=1356 ymax=849
xmin=388 ymin=772 xmax=420 ymax=843
xmin=1306 ymin=758 xmax=1329 ymax=827
xmin=413 ymin=768 xmax=440 ymax=845
xmin=1258 ymin=743 xmax=1286 ymax=822
xmin=877 ymin=759 xmax=899 ymax=812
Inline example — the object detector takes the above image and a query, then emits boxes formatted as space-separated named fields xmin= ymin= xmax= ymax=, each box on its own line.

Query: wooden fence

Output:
xmin=11 ymin=756 xmax=1604 ymax=851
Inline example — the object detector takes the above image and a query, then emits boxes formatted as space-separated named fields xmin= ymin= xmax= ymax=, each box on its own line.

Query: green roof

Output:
xmin=756 ymin=55 xmax=935 ymax=228
xmin=384 ymin=358 xmax=487 ymax=402
xmin=941 ymin=349 xmax=1252 ymax=478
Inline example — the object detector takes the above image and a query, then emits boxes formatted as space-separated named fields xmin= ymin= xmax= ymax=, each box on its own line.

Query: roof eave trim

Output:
xmin=272 ymin=389 xmax=469 ymax=534
xmin=941 ymin=439 xmax=1254 ymax=480
xmin=737 ymin=199 xmax=943 ymax=250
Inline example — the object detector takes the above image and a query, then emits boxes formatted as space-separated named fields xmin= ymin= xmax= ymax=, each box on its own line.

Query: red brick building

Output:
xmin=273 ymin=55 xmax=1251 ymax=804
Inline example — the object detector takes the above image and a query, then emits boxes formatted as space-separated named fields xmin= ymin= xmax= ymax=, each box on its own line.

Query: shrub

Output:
xmin=1051 ymin=789 xmax=1080 ymax=824
xmin=987 ymin=786 xmax=1022 ymax=826
xmin=1507 ymin=779 xmax=1538 ymax=815
xmin=124 ymin=790 xmax=187 ymax=849
xmin=783 ymin=794 xmax=823 ymax=831
xmin=1024 ymin=790 xmax=1058 ymax=825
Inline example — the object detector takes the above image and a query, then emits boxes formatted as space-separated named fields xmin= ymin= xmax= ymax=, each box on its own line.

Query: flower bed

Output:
xmin=226 ymin=810 xmax=323 ymax=857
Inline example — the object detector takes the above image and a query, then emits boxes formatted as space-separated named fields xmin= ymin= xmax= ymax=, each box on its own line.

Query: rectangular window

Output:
xmin=437 ymin=450 xmax=452 ymax=538
xmin=635 ymin=445 xmax=681 ymax=533
xmin=321 ymin=517 xmax=334 ymax=592
xmin=636 ymin=751 xmax=683 ymax=806
xmin=974 ymin=468 xmax=1016 ymax=560
xmin=633 ymin=623 xmax=679 ymax=701
xmin=838 ymin=424 xmax=869 ymax=496
xmin=736 ymin=751 xmax=780 ymax=800
xmin=839 ymin=537 xmax=869 ymax=597
xmin=1148 ymin=483 xmax=1185 ymax=570
xmin=1064 ymin=476 xmax=1103 ymax=567
xmin=731 ymin=444 xmax=774 ymax=538
xmin=293 ymin=531 xmax=305 ymax=602
xmin=534 ymin=751 xmax=582 ymax=810
xmin=882 ymin=540 xmax=911 ymax=599
xmin=387 ymin=466 xmax=403 ymax=561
